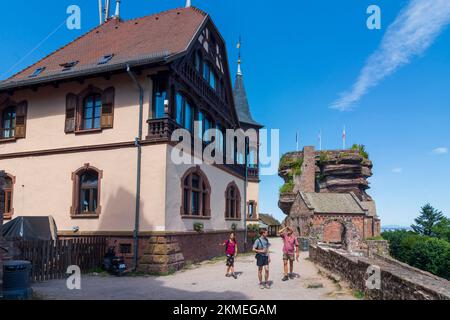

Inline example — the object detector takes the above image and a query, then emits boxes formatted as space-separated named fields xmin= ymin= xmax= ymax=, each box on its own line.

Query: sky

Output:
xmin=1 ymin=0 xmax=449 ymax=227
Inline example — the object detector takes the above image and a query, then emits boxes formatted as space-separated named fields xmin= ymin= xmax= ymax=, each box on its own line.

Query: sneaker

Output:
xmin=259 ymin=282 xmax=265 ymax=289
xmin=289 ymin=273 xmax=295 ymax=279
xmin=232 ymin=273 xmax=237 ymax=279
xmin=225 ymin=273 xmax=230 ymax=277
xmin=282 ymin=275 xmax=289 ymax=281
xmin=265 ymin=282 xmax=271 ymax=289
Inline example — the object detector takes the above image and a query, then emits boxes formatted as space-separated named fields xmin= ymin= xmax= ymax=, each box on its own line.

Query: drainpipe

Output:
xmin=243 ymin=137 xmax=249 ymax=250
xmin=127 ymin=64 xmax=143 ymax=271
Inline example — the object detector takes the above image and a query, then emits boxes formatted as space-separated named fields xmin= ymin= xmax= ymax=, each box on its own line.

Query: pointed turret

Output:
xmin=233 ymin=44 xmax=262 ymax=128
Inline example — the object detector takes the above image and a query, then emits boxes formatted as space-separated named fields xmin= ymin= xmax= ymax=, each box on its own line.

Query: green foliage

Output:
xmin=351 ymin=144 xmax=369 ymax=159
xmin=382 ymin=230 xmax=450 ymax=280
xmin=279 ymin=181 xmax=294 ymax=194
xmin=193 ymin=222 xmax=204 ymax=232
xmin=319 ymin=151 xmax=328 ymax=163
xmin=432 ymin=218 xmax=450 ymax=242
xmin=291 ymin=158 xmax=303 ymax=176
xmin=411 ymin=203 xmax=448 ymax=237
xmin=365 ymin=236 xmax=384 ymax=241
xmin=353 ymin=290 xmax=365 ymax=299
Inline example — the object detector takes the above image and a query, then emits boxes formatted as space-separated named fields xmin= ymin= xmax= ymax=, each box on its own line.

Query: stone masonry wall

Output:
xmin=309 ymin=244 xmax=450 ymax=300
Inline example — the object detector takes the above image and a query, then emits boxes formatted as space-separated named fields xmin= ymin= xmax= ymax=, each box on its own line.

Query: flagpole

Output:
xmin=296 ymin=131 xmax=299 ymax=151
xmin=342 ymin=126 xmax=346 ymax=150
xmin=319 ymin=130 xmax=322 ymax=151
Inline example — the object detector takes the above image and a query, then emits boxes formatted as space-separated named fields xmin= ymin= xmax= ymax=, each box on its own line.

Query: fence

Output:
xmin=16 ymin=237 xmax=107 ymax=282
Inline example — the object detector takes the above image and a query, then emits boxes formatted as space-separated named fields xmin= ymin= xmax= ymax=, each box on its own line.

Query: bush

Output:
xmin=351 ymin=144 xmax=369 ymax=159
xmin=279 ymin=181 xmax=294 ymax=194
xmin=382 ymin=230 xmax=450 ymax=280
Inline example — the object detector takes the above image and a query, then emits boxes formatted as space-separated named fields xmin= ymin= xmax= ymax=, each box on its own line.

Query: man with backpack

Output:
xmin=253 ymin=228 xmax=271 ymax=289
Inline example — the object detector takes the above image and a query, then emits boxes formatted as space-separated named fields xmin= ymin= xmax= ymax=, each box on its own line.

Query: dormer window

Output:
xmin=60 ymin=61 xmax=79 ymax=71
xmin=29 ymin=67 xmax=45 ymax=78
xmin=98 ymin=54 xmax=114 ymax=65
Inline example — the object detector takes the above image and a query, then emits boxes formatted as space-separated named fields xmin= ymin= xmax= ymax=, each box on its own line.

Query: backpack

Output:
xmin=254 ymin=237 xmax=270 ymax=259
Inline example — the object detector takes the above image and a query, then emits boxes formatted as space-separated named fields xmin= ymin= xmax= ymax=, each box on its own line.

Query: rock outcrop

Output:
xmin=279 ymin=148 xmax=373 ymax=202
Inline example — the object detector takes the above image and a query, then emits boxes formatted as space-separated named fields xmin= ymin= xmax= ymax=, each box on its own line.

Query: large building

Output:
xmin=0 ymin=5 xmax=261 ymax=272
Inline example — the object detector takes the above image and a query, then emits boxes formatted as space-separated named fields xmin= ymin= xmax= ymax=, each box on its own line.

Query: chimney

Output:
xmin=186 ymin=0 xmax=192 ymax=7
xmin=294 ymin=146 xmax=316 ymax=193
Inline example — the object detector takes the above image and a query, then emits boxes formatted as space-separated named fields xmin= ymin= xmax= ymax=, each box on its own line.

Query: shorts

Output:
xmin=283 ymin=253 xmax=295 ymax=261
xmin=226 ymin=254 xmax=235 ymax=267
xmin=256 ymin=254 xmax=269 ymax=267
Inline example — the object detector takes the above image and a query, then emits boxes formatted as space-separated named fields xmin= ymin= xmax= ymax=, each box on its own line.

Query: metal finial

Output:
xmin=237 ymin=36 xmax=242 ymax=75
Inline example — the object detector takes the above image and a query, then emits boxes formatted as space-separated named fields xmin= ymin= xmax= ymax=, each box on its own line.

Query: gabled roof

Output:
xmin=0 ymin=7 xmax=208 ymax=91
xmin=259 ymin=213 xmax=281 ymax=226
xmin=233 ymin=73 xmax=262 ymax=128
xmin=300 ymin=192 xmax=368 ymax=215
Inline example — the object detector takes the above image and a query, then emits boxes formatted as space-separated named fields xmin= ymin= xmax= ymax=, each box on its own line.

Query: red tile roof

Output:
xmin=2 ymin=7 xmax=207 ymax=89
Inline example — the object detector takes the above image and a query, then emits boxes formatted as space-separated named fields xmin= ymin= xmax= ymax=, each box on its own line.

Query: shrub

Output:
xmin=193 ymin=222 xmax=204 ymax=232
xmin=279 ymin=181 xmax=294 ymax=194
xmin=351 ymin=144 xmax=369 ymax=159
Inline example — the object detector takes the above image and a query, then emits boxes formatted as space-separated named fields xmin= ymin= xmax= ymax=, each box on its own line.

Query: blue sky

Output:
xmin=1 ymin=0 xmax=449 ymax=226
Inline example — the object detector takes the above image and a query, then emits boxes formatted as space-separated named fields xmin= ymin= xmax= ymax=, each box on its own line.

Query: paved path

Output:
xmin=32 ymin=238 xmax=355 ymax=300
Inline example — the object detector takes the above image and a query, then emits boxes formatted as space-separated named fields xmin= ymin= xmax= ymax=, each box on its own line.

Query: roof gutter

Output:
xmin=126 ymin=64 xmax=144 ymax=271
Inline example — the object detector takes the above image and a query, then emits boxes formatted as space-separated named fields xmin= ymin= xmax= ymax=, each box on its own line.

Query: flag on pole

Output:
xmin=296 ymin=131 xmax=299 ymax=151
xmin=318 ymin=130 xmax=322 ymax=151
xmin=342 ymin=126 xmax=346 ymax=150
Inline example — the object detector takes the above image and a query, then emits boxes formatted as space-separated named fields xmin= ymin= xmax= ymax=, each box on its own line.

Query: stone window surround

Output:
xmin=1 ymin=173 xmax=15 ymax=220
xmin=70 ymin=163 xmax=103 ymax=219
xmin=180 ymin=165 xmax=211 ymax=219
xmin=224 ymin=181 xmax=241 ymax=221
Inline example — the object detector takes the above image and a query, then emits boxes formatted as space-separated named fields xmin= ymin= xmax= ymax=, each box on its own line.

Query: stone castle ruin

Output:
xmin=278 ymin=146 xmax=381 ymax=251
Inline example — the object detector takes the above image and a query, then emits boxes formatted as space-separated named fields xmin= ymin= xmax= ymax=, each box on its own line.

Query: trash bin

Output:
xmin=298 ymin=237 xmax=309 ymax=252
xmin=2 ymin=260 xmax=32 ymax=300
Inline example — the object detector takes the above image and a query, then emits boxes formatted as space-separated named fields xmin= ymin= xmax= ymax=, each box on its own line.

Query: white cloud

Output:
xmin=392 ymin=168 xmax=403 ymax=173
xmin=432 ymin=147 xmax=448 ymax=154
xmin=331 ymin=0 xmax=450 ymax=111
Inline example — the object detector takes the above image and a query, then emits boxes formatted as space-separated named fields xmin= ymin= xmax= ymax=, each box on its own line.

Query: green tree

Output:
xmin=351 ymin=144 xmax=369 ymax=159
xmin=432 ymin=217 xmax=450 ymax=242
xmin=411 ymin=204 xmax=445 ymax=237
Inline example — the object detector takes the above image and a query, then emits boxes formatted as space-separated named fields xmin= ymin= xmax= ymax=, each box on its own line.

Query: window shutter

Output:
xmin=15 ymin=101 xmax=28 ymax=139
xmin=101 ymin=87 xmax=114 ymax=129
xmin=65 ymin=94 xmax=77 ymax=133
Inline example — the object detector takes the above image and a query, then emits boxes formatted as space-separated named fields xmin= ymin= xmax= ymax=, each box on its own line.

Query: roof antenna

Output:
xmin=114 ymin=0 xmax=121 ymax=19
xmin=105 ymin=0 xmax=111 ymax=22
xmin=98 ymin=0 xmax=103 ymax=25
xmin=186 ymin=0 xmax=192 ymax=7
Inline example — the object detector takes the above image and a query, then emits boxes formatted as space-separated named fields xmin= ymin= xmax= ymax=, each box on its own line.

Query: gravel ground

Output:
xmin=32 ymin=237 xmax=355 ymax=300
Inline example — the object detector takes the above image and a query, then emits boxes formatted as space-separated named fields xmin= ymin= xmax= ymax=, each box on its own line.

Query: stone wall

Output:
xmin=309 ymin=244 xmax=450 ymax=300
xmin=138 ymin=230 xmax=251 ymax=274
xmin=0 ymin=171 xmax=5 ymax=298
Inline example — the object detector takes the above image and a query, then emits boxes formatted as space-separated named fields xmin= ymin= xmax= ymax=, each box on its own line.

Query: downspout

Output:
xmin=243 ymin=137 xmax=249 ymax=250
xmin=127 ymin=64 xmax=143 ymax=271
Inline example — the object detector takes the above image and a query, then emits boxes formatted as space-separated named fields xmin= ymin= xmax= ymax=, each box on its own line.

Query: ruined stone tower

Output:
xmin=278 ymin=146 xmax=380 ymax=251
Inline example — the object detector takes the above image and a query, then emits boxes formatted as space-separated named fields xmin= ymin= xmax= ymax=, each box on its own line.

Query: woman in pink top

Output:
xmin=279 ymin=226 xmax=299 ymax=281
xmin=220 ymin=232 xmax=238 ymax=279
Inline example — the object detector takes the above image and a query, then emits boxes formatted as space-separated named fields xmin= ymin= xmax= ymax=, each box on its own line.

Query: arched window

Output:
xmin=71 ymin=164 xmax=102 ymax=217
xmin=2 ymin=107 xmax=16 ymax=139
xmin=225 ymin=182 xmax=241 ymax=220
xmin=82 ymin=94 xmax=102 ymax=130
xmin=1 ymin=174 xmax=15 ymax=219
xmin=181 ymin=167 xmax=211 ymax=217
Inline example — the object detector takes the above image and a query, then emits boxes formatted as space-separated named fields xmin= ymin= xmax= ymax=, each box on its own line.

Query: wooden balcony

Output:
xmin=146 ymin=118 xmax=180 ymax=142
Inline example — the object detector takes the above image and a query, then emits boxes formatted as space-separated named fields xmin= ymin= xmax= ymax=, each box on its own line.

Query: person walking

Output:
xmin=220 ymin=232 xmax=238 ymax=279
xmin=253 ymin=228 xmax=271 ymax=289
xmin=279 ymin=226 xmax=299 ymax=281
